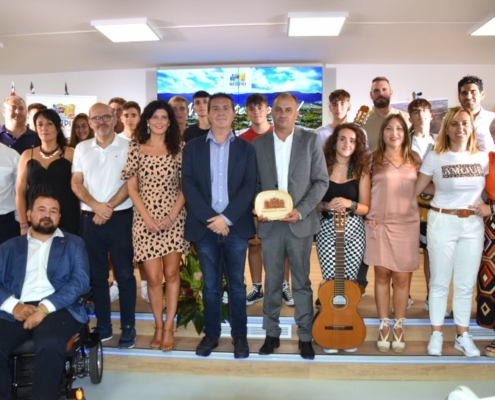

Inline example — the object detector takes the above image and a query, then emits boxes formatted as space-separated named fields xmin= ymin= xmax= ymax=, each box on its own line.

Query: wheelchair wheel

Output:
xmin=89 ymin=339 xmax=103 ymax=384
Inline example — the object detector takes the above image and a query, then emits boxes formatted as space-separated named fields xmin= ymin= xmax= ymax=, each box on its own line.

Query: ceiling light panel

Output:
xmin=91 ymin=18 xmax=160 ymax=42
xmin=288 ymin=12 xmax=348 ymax=37
xmin=470 ymin=15 xmax=495 ymax=36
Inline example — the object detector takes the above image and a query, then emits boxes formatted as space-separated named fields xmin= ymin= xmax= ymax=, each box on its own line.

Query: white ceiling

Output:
xmin=1 ymin=0 xmax=494 ymax=75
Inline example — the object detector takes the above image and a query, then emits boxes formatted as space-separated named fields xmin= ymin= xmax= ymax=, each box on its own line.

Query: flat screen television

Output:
xmin=157 ymin=66 xmax=323 ymax=132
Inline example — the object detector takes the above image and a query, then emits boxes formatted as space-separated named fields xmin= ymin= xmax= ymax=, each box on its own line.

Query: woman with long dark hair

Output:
xmin=316 ymin=123 xmax=371 ymax=353
xmin=365 ymin=114 xmax=421 ymax=354
xmin=68 ymin=113 xmax=94 ymax=148
xmin=121 ymin=100 xmax=189 ymax=351
xmin=16 ymin=109 xmax=80 ymax=235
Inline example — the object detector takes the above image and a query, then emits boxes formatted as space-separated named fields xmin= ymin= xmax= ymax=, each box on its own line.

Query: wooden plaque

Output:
xmin=254 ymin=190 xmax=293 ymax=220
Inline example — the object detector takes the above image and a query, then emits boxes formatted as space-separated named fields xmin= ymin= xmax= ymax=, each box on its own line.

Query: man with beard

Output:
xmin=71 ymin=102 xmax=136 ymax=348
xmin=0 ymin=193 xmax=90 ymax=400
xmin=362 ymin=77 xmax=410 ymax=151
xmin=457 ymin=75 xmax=495 ymax=151
xmin=0 ymin=96 xmax=40 ymax=154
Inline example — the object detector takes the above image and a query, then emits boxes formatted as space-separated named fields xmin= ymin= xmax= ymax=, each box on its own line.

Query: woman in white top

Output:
xmin=415 ymin=107 xmax=489 ymax=357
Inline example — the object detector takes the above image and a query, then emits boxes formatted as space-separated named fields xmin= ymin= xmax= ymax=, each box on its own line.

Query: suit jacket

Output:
xmin=253 ymin=128 xmax=329 ymax=238
xmin=0 ymin=232 xmax=91 ymax=323
xmin=182 ymin=134 xmax=257 ymax=242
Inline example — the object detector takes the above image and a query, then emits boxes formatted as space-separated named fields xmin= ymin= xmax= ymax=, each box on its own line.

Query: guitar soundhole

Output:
xmin=331 ymin=294 xmax=348 ymax=311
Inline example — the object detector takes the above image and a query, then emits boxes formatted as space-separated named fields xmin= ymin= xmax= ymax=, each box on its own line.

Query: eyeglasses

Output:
xmin=89 ymin=115 xmax=113 ymax=122
xmin=410 ymin=109 xmax=430 ymax=116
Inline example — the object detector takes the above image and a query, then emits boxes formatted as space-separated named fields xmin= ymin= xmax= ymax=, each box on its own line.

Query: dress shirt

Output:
xmin=273 ymin=129 xmax=294 ymax=193
xmin=474 ymin=107 xmax=495 ymax=152
xmin=72 ymin=134 xmax=133 ymax=211
xmin=0 ymin=228 xmax=64 ymax=314
xmin=208 ymin=131 xmax=235 ymax=225
xmin=0 ymin=143 xmax=20 ymax=214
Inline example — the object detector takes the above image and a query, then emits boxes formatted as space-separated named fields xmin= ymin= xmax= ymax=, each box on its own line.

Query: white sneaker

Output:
xmin=323 ymin=347 xmax=357 ymax=354
xmin=391 ymin=296 xmax=413 ymax=314
xmin=455 ymin=332 xmax=480 ymax=357
xmin=427 ymin=332 xmax=443 ymax=356
xmin=141 ymin=281 xmax=150 ymax=303
xmin=109 ymin=281 xmax=119 ymax=302
xmin=222 ymin=291 xmax=229 ymax=304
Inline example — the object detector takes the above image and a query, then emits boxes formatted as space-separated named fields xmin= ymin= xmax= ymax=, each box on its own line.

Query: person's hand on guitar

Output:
xmin=327 ymin=197 xmax=350 ymax=213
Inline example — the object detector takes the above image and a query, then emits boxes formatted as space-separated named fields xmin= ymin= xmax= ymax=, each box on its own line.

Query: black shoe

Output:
xmin=246 ymin=284 xmax=264 ymax=305
xmin=299 ymin=340 xmax=315 ymax=360
xmin=232 ymin=337 xmax=250 ymax=359
xmin=118 ymin=326 xmax=136 ymax=349
xmin=315 ymin=298 xmax=321 ymax=309
xmin=259 ymin=335 xmax=280 ymax=355
xmin=196 ymin=335 xmax=219 ymax=357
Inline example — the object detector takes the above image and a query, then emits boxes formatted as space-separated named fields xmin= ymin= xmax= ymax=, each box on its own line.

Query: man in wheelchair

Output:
xmin=0 ymin=193 xmax=90 ymax=400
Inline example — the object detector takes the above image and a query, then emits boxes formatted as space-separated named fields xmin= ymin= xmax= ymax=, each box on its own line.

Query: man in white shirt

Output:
xmin=315 ymin=89 xmax=369 ymax=148
xmin=457 ymin=75 xmax=495 ymax=152
xmin=118 ymin=101 xmax=141 ymax=141
xmin=0 ymin=143 xmax=20 ymax=244
xmin=71 ymin=102 xmax=136 ymax=349
xmin=253 ymin=93 xmax=328 ymax=360
xmin=0 ymin=193 xmax=90 ymax=399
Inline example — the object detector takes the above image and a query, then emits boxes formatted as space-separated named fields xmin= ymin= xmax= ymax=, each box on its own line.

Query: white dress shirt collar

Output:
xmin=273 ymin=129 xmax=294 ymax=193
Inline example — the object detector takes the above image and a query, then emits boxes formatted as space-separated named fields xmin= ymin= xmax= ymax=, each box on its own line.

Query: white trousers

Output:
xmin=427 ymin=210 xmax=484 ymax=327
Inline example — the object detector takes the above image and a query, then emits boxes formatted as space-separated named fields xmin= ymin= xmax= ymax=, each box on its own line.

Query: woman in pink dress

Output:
xmin=364 ymin=114 xmax=420 ymax=353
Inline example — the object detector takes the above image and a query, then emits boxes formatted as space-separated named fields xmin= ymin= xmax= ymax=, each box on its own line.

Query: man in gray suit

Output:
xmin=253 ymin=93 xmax=328 ymax=359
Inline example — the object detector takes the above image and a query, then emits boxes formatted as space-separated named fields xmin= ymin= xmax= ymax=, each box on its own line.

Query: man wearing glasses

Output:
xmin=169 ymin=96 xmax=189 ymax=138
xmin=71 ymin=103 xmax=137 ymax=348
xmin=184 ymin=91 xmax=211 ymax=143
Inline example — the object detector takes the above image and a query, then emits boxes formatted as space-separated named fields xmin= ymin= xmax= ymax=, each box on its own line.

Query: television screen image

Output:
xmin=157 ymin=66 xmax=323 ymax=132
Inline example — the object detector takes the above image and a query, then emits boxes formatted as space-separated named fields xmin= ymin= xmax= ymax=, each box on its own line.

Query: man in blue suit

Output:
xmin=0 ymin=193 xmax=90 ymax=400
xmin=182 ymin=93 xmax=256 ymax=359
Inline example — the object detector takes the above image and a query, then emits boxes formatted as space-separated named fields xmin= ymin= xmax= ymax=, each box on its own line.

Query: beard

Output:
xmin=32 ymin=218 xmax=57 ymax=235
xmin=373 ymin=96 xmax=391 ymax=109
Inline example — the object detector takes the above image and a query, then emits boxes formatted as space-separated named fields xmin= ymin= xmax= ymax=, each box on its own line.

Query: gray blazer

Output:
xmin=252 ymin=128 xmax=329 ymax=238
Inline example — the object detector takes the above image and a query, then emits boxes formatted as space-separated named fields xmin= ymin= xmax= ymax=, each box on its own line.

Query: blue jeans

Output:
xmin=194 ymin=229 xmax=248 ymax=339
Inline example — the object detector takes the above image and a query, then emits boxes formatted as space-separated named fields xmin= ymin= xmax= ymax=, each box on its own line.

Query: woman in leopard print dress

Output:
xmin=121 ymin=100 xmax=189 ymax=351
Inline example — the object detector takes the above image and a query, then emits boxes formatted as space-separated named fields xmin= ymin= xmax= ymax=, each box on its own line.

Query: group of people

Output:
xmin=0 ymin=74 xmax=495 ymax=398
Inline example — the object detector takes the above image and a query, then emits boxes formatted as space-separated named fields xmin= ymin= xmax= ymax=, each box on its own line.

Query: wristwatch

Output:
xmin=349 ymin=201 xmax=358 ymax=212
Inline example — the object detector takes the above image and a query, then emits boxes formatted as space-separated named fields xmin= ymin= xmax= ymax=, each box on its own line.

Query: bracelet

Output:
xmin=167 ymin=214 xmax=175 ymax=223
xmin=20 ymin=224 xmax=29 ymax=229
xmin=36 ymin=306 xmax=48 ymax=317
xmin=320 ymin=202 xmax=327 ymax=212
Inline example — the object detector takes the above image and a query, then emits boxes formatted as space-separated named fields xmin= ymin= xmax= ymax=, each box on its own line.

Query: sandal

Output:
xmin=150 ymin=323 xmax=164 ymax=350
xmin=377 ymin=318 xmax=391 ymax=353
xmin=485 ymin=340 xmax=495 ymax=358
xmin=161 ymin=328 xmax=178 ymax=352
xmin=392 ymin=318 xmax=406 ymax=353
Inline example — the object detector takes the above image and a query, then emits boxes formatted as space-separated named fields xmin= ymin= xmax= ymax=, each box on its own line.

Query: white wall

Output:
xmin=0 ymin=68 xmax=157 ymax=124
xmin=320 ymin=64 xmax=495 ymax=126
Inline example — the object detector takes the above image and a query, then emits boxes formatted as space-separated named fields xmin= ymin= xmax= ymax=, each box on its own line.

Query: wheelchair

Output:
xmin=9 ymin=292 xmax=103 ymax=400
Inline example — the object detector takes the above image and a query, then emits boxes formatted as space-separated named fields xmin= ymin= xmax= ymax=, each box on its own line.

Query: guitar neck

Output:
xmin=335 ymin=230 xmax=345 ymax=295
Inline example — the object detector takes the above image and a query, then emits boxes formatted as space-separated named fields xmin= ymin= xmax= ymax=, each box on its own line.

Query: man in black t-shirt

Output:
xmin=183 ymin=90 xmax=211 ymax=143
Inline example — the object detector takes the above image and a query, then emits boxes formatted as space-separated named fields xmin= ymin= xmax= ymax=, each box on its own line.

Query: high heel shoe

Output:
xmin=377 ymin=318 xmax=391 ymax=352
xmin=392 ymin=318 xmax=406 ymax=353
xmin=150 ymin=322 xmax=164 ymax=350
xmin=161 ymin=328 xmax=178 ymax=352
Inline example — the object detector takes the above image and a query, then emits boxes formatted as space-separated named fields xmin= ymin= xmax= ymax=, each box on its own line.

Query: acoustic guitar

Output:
xmin=312 ymin=211 xmax=367 ymax=350
xmin=353 ymin=105 xmax=370 ymax=127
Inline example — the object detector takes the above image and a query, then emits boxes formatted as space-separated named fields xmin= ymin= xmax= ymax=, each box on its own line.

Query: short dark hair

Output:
xmin=246 ymin=93 xmax=268 ymax=107
xmin=457 ymin=75 xmax=483 ymax=94
xmin=108 ymin=97 xmax=126 ymax=106
xmin=193 ymin=90 xmax=210 ymax=101
xmin=407 ymin=98 xmax=432 ymax=114
xmin=122 ymin=101 xmax=141 ymax=114
xmin=273 ymin=92 xmax=299 ymax=106
xmin=28 ymin=103 xmax=47 ymax=113
xmin=329 ymin=89 xmax=350 ymax=103
xmin=28 ymin=192 xmax=61 ymax=211
xmin=372 ymin=76 xmax=390 ymax=85
xmin=33 ymin=109 xmax=68 ymax=149
xmin=136 ymin=100 xmax=181 ymax=157
xmin=207 ymin=93 xmax=235 ymax=112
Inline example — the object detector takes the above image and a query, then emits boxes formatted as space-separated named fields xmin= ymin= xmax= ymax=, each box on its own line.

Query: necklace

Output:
xmin=335 ymin=161 xmax=349 ymax=167
xmin=39 ymin=146 xmax=60 ymax=159
xmin=334 ymin=161 xmax=352 ymax=178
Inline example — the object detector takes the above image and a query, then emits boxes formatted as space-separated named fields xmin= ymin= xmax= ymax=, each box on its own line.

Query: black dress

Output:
xmin=27 ymin=149 xmax=80 ymax=234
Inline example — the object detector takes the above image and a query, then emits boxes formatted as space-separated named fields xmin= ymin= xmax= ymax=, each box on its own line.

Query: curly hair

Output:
xmin=323 ymin=123 xmax=370 ymax=179
xmin=373 ymin=114 xmax=416 ymax=166
xmin=136 ymin=100 xmax=181 ymax=157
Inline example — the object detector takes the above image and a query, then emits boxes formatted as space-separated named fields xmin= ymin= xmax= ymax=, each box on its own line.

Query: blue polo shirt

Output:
xmin=0 ymin=126 xmax=40 ymax=155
